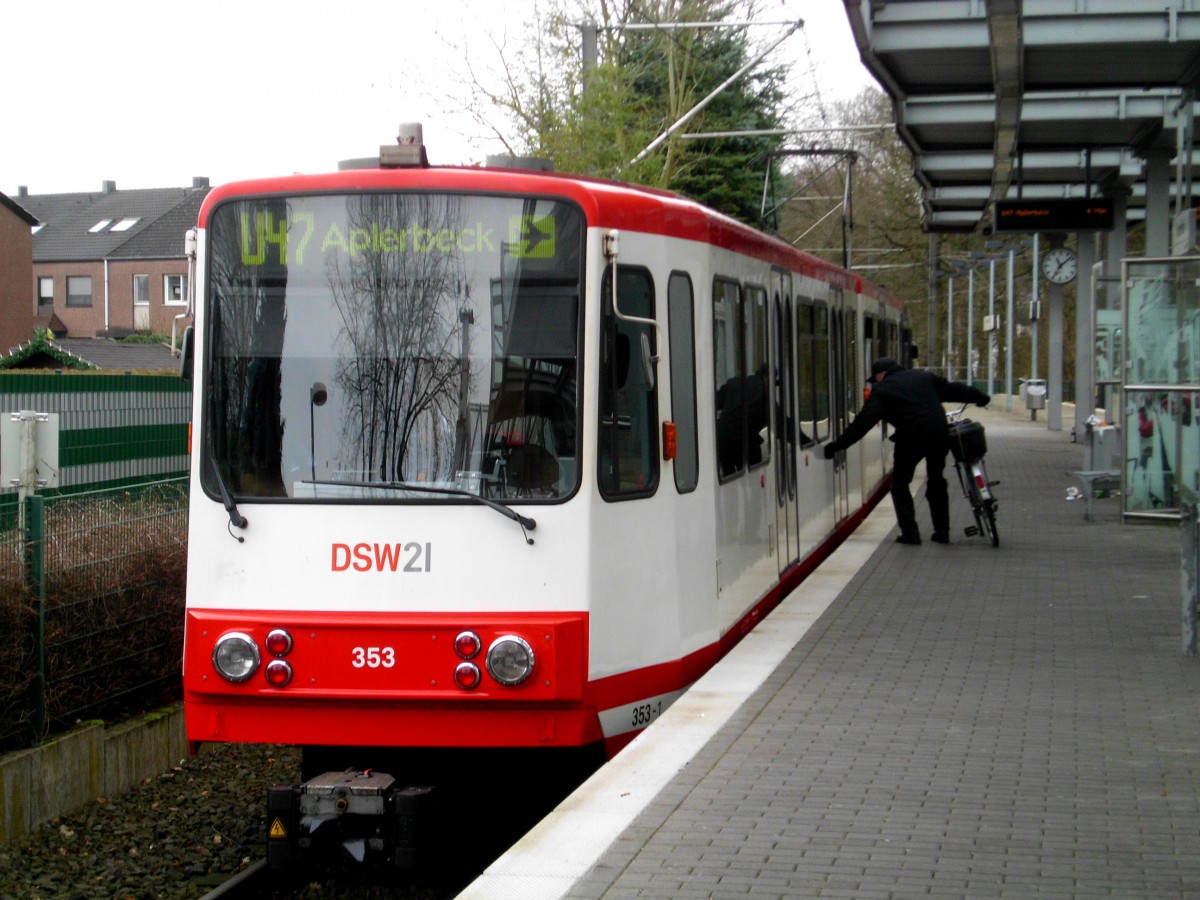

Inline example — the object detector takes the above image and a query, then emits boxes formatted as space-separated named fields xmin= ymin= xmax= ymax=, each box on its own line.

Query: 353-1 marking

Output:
xmin=631 ymin=701 xmax=663 ymax=728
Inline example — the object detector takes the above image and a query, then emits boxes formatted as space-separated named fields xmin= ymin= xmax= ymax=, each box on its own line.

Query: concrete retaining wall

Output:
xmin=0 ymin=705 xmax=186 ymax=845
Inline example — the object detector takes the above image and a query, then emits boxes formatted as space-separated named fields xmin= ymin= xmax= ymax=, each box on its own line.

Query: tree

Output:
xmin=454 ymin=0 xmax=792 ymax=225
xmin=780 ymin=87 xmax=985 ymax=372
xmin=780 ymin=89 xmax=922 ymax=288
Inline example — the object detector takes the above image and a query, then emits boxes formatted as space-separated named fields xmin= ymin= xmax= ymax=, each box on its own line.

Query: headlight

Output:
xmin=213 ymin=632 xmax=261 ymax=683
xmin=486 ymin=635 xmax=535 ymax=686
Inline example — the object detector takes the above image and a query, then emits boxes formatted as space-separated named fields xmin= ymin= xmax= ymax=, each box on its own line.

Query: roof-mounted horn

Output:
xmin=380 ymin=122 xmax=429 ymax=168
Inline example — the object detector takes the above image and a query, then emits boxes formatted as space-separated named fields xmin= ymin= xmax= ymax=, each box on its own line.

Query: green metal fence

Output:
xmin=0 ymin=518 xmax=31 ymax=751
xmin=0 ymin=373 xmax=191 ymax=521
xmin=0 ymin=478 xmax=188 ymax=752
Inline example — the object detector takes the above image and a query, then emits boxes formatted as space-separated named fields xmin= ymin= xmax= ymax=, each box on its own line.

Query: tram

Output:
xmin=179 ymin=127 xmax=911 ymax=863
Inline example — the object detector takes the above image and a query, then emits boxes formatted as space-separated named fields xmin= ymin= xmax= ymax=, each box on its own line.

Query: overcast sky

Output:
xmin=0 ymin=0 xmax=877 ymax=197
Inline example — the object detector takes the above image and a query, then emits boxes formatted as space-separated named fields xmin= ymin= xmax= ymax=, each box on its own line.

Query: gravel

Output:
xmin=0 ymin=743 xmax=465 ymax=899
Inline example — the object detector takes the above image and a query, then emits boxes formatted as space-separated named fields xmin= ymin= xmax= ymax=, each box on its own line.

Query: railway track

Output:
xmin=196 ymin=859 xmax=271 ymax=899
xmin=192 ymin=841 xmax=502 ymax=898
xmin=195 ymin=858 xmax=463 ymax=899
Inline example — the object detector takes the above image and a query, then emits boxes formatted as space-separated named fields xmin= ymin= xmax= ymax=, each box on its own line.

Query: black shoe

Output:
xmin=930 ymin=532 xmax=950 ymax=544
xmin=895 ymin=533 xmax=922 ymax=545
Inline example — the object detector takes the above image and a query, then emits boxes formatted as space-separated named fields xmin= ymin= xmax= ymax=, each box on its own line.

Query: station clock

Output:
xmin=1041 ymin=246 xmax=1077 ymax=284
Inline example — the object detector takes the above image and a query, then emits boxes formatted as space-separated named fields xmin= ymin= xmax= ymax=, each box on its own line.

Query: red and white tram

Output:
xmin=180 ymin=132 xmax=910 ymax=861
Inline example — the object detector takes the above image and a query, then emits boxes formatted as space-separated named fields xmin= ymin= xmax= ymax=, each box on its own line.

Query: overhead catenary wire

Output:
xmin=791 ymin=201 xmax=844 ymax=245
xmin=760 ymin=156 xmax=845 ymax=222
xmin=622 ymin=18 xmax=805 ymax=171
xmin=679 ymin=124 xmax=893 ymax=139
xmin=800 ymin=16 xmax=831 ymax=129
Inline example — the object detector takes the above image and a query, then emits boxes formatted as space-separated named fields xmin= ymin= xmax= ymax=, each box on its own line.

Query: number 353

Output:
xmin=351 ymin=646 xmax=395 ymax=668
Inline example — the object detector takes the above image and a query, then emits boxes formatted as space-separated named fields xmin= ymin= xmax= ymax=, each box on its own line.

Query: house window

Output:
xmin=88 ymin=219 xmax=112 ymax=233
xmin=134 ymin=274 xmax=150 ymax=306
xmin=111 ymin=218 xmax=140 ymax=232
xmin=67 ymin=276 xmax=93 ymax=307
xmin=38 ymin=276 xmax=54 ymax=309
xmin=164 ymin=274 xmax=188 ymax=306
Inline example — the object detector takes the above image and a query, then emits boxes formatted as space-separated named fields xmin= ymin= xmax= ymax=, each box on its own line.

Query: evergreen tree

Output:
xmin=462 ymin=0 xmax=791 ymax=226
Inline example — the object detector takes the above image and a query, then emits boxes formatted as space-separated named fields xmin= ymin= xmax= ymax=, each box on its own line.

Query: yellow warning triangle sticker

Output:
xmin=269 ymin=818 xmax=287 ymax=839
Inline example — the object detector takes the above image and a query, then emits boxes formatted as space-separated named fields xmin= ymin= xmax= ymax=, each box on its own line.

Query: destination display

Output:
xmin=993 ymin=198 xmax=1114 ymax=233
xmin=236 ymin=208 xmax=558 ymax=268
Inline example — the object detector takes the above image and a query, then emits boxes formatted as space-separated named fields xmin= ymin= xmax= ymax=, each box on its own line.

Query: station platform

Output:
xmin=462 ymin=402 xmax=1198 ymax=899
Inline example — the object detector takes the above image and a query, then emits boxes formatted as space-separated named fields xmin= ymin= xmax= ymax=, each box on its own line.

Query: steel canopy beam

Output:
xmin=988 ymin=0 xmax=1023 ymax=210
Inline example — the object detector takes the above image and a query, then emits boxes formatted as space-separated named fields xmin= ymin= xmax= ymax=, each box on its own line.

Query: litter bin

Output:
xmin=1022 ymin=378 xmax=1047 ymax=411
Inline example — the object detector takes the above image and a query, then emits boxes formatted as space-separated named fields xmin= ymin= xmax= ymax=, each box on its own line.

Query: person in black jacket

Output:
xmin=716 ymin=364 xmax=769 ymax=477
xmin=823 ymin=358 xmax=990 ymax=545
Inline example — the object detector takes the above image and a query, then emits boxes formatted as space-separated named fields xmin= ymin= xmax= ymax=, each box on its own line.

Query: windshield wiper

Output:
xmin=217 ymin=470 xmax=248 ymax=540
xmin=207 ymin=455 xmax=247 ymax=543
xmin=307 ymin=479 xmax=537 ymax=545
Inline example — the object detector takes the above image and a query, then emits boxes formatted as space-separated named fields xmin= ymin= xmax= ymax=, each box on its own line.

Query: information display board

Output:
xmin=994 ymin=198 xmax=1114 ymax=233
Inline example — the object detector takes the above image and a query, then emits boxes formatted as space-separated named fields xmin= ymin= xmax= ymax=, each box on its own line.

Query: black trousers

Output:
xmin=891 ymin=438 xmax=950 ymax=537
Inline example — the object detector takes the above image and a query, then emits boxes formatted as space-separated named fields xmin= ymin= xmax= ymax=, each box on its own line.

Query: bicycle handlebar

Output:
xmin=946 ymin=403 xmax=969 ymax=423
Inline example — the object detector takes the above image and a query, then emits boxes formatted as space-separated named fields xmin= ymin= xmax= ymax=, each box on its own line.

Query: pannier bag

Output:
xmin=947 ymin=419 xmax=987 ymax=462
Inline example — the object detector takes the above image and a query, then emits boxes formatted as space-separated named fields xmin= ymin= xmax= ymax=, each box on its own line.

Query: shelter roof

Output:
xmin=843 ymin=0 xmax=1200 ymax=231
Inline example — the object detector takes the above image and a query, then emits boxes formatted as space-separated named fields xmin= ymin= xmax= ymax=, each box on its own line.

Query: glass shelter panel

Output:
xmin=1125 ymin=389 xmax=1197 ymax=513
xmin=1122 ymin=259 xmax=1200 ymax=517
xmin=1125 ymin=260 xmax=1200 ymax=387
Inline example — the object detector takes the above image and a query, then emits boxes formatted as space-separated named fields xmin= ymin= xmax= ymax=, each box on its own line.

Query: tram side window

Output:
xmin=599 ymin=266 xmax=659 ymax=499
xmin=713 ymin=278 xmax=742 ymax=478
xmin=875 ymin=317 xmax=890 ymax=361
xmin=668 ymin=272 xmax=699 ymax=493
xmin=844 ymin=308 xmax=860 ymax=414
xmin=813 ymin=304 xmax=830 ymax=441
xmin=714 ymin=279 xmax=769 ymax=479
xmin=797 ymin=302 xmax=815 ymax=442
xmin=901 ymin=326 xmax=915 ymax=366
xmin=745 ymin=284 xmax=769 ymax=471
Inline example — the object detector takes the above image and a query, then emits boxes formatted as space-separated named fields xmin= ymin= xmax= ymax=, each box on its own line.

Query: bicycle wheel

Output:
xmin=979 ymin=501 xmax=999 ymax=547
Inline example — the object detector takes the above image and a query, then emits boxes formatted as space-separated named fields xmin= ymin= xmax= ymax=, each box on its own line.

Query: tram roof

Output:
xmin=197 ymin=165 xmax=903 ymax=308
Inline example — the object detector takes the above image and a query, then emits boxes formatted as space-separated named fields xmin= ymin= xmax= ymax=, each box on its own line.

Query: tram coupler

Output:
xmin=266 ymin=771 xmax=432 ymax=868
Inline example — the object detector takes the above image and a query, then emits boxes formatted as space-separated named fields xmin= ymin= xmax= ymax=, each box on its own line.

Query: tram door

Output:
xmin=771 ymin=269 xmax=799 ymax=568
xmin=829 ymin=290 xmax=853 ymax=522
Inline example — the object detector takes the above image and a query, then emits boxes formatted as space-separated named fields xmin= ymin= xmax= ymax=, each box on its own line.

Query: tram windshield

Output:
xmin=203 ymin=192 xmax=584 ymax=504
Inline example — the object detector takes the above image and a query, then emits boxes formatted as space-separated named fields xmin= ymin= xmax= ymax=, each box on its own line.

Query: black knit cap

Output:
xmin=867 ymin=357 xmax=899 ymax=383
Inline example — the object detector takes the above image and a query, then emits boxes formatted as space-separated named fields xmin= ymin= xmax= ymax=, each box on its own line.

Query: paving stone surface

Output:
xmin=569 ymin=405 xmax=1199 ymax=898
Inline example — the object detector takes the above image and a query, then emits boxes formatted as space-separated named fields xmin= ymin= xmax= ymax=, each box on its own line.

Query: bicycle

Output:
xmin=946 ymin=404 xmax=999 ymax=546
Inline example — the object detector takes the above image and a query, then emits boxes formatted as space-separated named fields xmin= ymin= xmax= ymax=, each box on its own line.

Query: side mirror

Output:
xmin=179 ymin=326 xmax=194 ymax=382
xmin=639 ymin=332 xmax=656 ymax=391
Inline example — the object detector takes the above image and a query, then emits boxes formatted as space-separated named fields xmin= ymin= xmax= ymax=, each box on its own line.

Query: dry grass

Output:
xmin=0 ymin=582 xmax=37 ymax=751
xmin=0 ymin=482 xmax=188 ymax=751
